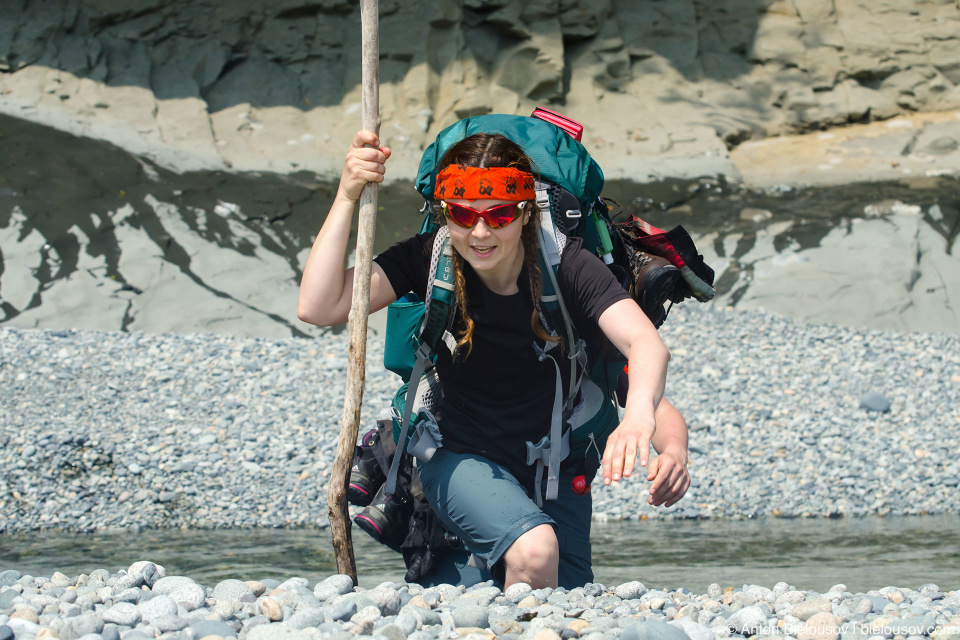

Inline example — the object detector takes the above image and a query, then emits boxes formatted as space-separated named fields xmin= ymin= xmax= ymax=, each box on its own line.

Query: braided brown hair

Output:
xmin=435 ymin=134 xmax=558 ymax=358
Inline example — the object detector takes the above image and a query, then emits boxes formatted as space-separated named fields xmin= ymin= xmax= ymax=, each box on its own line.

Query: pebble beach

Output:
xmin=2 ymin=305 xmax=959 ymax=639
xmin=1 ymin=565 xmax=958 ymax=640
xmin=2 ymin=305 xmax=958 ymax=532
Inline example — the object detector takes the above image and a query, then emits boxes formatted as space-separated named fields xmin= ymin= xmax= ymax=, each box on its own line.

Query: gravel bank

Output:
xmin=1 ymin=564 xmax=958 ymax=640
xmin=1 ymin=305 xmax=959 ymax=534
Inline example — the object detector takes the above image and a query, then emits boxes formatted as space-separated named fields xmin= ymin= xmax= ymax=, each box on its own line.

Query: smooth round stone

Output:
xmin=113 ymin=575 xmax=144 ymax=592
xmin=65 ymin=612 xmax=105 ymax=638
xmin=243 ymin=583 xmax=266 ymax=598
xmin=860 ymin=392 xmax=891 ymax=413
xmin=258 ymin=598 xmax=283 ymax=622
xmin=316 ymin=576 xmax=353 ymax=597
xmin=743 ymin=586 xmax=776 ymax=604
xmin=616 ymin=582 xmax=648 ymax=601
xmin=245 ymin=625 xmax=311 ymax=640
xmin=669 ymin=620 xmax=715 ymax=640
xmin=113 ymin=590 xmax=142 ymax=606
xmin=350 ymin=605 xmax=381 ymax=627
xmin=103 ymin=603 xmax=141 ymax=627
xmin=151 ymin=614 xmax=187 ymax=633
xmin=138 ymin=595 xmax=177 ymax=623
xmin=100 ymin=626 xmax=120 ymax=640
xmin=10 ymin=610 xmax=39 ymax=624
xmin=189 ymin=621 xmax=236 ymax=639
xmin=75 ymin=634 xmax=103 ymax=640
xmin=60 ymin=591 xmax=79 ymax=605
xmin=311 ymin=587 xmax=338 ymax=603
xmin=403 ymin=606 xmax=441 ymax=628
xmin=727 ymin=606 xmax=768 ymax=635
xmin=777 ymin=591 xmax=807 ymax=606
xmin=150 ymin=576 xmax=197 ymax=596
xmin=622 ymin=620 xmax=693 ymax=640
xmin=285 ymin=608 xmax=324 ymax=631
xmin=375 ymin=624 xmax=407 ymax=640
xmin=451 ymin=604 xmax=488 ymax=629
xmin=212 ymin=581 xmax=250 ymax=605
xmin=240 ymin=616 xmax=269 ymax=633
xmin=0 ymin=627 xmax=13 ymax=640
xmin=583 ymin=584 xmax=605 ymax=598
xmin=316 ymin=622 xmax=343 ymax=634
xmin=364 ymin=589 xmax=401 ymax=617
xmin=799 ymin=612 xmax=840 ymax=640
xmin=793 ymin=599 xmax=834 ymax=621
xmin=275 ymin=579 xmax=308 ymax=593
xmin=127 ymin=564 xmax=165 ymax=588
xmin=394 ymin=610 xmax=418 ymax=636
xmin=466 ymin=587 xmax=501 ymax=608
xmin=505 ymin=584 xmax=533 ymax=603
xmin=406 ymin=595 xmax=431 ymax=611
xmin=0 ymin=572 xmax=23 ymax=588
xmin=152 ymin=579 xmax=204 ymax=613
xmin=6 ymin=618 xmax=40 ymax=635
xmin=733 ymin=593 xmax=757 ymax=607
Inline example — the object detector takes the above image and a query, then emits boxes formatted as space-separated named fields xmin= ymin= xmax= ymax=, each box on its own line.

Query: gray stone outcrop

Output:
xmin=1 ymin=0 xmax=959 ymax=181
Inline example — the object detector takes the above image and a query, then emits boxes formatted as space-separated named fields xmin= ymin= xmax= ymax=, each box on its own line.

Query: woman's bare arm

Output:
xmin=298 ymin=130 xmax=399 ymax=326
xmin=596 ymin=298 xmax=670 ymax=485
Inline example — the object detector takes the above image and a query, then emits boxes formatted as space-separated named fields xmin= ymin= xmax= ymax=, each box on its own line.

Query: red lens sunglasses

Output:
xmin=441 ymin=201 xmax=526 ymax=229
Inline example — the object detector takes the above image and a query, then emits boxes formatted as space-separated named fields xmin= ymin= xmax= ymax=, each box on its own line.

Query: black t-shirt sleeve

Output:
xmin=372 ymin=231 xmax=436 ymax=300
xmin=558 ymin=237 xmax=631 ymax=329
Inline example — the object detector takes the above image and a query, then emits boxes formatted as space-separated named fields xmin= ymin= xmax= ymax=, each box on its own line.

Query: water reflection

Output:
xmin=2 ymin=516 xmax=957 ymax=592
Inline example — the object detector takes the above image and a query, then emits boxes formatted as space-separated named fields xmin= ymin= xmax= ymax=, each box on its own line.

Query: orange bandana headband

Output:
xmin=435 ymin=165 xmax=536 ymax=201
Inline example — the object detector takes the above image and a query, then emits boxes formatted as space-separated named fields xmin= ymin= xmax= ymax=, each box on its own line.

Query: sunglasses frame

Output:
xmin=440 ymin=200 xmax=527 ymax=229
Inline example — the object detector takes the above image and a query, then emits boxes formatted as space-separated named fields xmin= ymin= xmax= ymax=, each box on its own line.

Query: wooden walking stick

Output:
xmin=328 ymin=0 xmax=380 ymax=586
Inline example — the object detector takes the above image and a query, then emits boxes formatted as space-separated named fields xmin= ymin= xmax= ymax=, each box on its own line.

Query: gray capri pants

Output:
xmin=417 ymin=449 xmax=597 ymax=588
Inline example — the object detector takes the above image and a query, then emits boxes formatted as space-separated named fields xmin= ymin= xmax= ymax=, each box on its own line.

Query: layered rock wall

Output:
xmin=2 ymin=0 xmax=960 ymax=181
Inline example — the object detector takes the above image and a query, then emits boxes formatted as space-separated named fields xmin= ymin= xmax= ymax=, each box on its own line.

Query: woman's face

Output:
xmin=443 ymin=198 xmax=529 ymax=283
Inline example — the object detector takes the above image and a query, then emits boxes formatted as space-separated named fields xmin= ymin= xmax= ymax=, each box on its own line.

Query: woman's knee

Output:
xmin=503 ymin=524 xmax=559 ymax=577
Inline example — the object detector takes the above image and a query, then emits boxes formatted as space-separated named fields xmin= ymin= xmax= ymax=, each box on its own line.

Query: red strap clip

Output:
xmin=531 ymin=107 xmax=584 ymax=142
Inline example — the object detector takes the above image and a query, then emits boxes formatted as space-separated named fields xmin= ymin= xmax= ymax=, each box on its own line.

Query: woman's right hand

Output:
xmin=339 ymin=130 xmax=392 ymax=203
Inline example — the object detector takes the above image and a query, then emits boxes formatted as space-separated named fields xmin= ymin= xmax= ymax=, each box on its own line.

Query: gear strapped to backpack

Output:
xmin=381 ymin=110 xmax=715 ymax=502
xmin=349 ymin=109 xmax=715 ymax=581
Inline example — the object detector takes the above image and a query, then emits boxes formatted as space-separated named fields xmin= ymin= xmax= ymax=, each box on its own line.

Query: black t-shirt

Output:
xmin=374 ymin=231 xmax=629 ymax=491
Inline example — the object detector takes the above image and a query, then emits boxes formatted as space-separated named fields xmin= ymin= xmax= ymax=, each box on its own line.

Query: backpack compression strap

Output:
xmin=530 ymin=182 xmax=590 ymax=502
xmin=385 ymin=229 xmax=456 ymax=496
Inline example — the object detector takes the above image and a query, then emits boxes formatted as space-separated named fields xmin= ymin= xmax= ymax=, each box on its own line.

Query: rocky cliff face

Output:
xmin=2 ymin=0 xmax=960 ymax=182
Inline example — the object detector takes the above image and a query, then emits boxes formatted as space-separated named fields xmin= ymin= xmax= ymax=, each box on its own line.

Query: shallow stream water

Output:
xmin=2 ymin=516 xmax=958 ymax=593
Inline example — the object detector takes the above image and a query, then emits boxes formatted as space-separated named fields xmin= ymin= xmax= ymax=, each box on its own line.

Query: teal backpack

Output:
xmin=381 ymin=111 xmax=712 ymax=505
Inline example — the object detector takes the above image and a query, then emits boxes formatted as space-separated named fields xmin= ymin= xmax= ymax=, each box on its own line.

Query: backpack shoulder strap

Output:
xmin=385 ymin=230 xmax=456 ymax=496
xmin=534 ymin=181 xmax=583 ymax=409
xmin=420 ymin=227 xmax=457 ymax=355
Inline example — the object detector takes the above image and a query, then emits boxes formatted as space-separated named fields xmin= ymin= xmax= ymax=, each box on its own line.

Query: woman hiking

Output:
xmin=299 ymin=129 xmax=690 ymax=589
